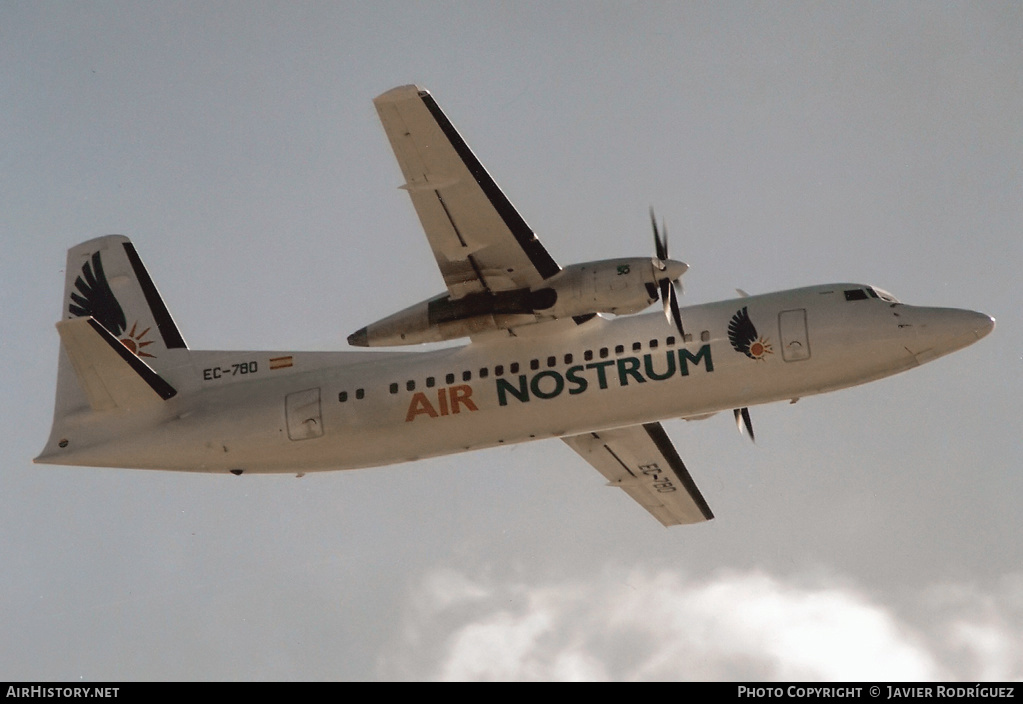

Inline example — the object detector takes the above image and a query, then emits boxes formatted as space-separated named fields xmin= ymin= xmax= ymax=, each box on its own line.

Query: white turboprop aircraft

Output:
xmin=36 ymin=85 xmax=994 ymax=526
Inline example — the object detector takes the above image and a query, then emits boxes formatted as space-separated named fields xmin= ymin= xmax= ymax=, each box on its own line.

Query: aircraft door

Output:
xmin=778 ymin=309 xmax=811 ymax=362
xmin=286 ymin=388 xmax=324 ymax=440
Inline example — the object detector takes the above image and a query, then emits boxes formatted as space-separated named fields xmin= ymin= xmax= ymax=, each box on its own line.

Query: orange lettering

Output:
xmin=405 ymin=392 xmax=439 ymax=422
xmin=449 ymin=385 xmax=478 ymax=414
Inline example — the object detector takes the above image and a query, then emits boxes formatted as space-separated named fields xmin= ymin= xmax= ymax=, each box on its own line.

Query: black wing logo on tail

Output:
xmin=728 ymin=306 xmax=772 ymax=360
xmin=69 ymin=251 xmax=126 ymax=337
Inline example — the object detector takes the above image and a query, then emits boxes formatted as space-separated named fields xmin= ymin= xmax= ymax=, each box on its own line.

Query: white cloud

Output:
xmin=379 ymin=567 xmax=1023 ymax=681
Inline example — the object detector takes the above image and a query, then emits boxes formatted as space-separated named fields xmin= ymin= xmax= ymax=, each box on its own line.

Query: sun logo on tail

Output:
xmin=728 ymin=307 xmax=773 ymax=360
xmin=119 ymin=322 xmax=157 ymax=358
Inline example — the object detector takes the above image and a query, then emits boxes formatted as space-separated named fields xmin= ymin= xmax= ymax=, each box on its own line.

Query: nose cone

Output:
xmin=974 ymin=311 xmax=996 ymax=340
xmin=903 ymin=306 xmax=994 ymax=363
xmin=933 ymin=308 xmax=995 ymax=341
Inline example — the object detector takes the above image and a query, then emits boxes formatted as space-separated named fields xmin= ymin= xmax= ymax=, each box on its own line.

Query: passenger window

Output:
xmin=462 ymin=370 xmax=472 ymax=382
xmin=389 ymin=383 xmax=398 ymax=394
xmin=339 ymin=391 xmax=348 ymax=402
xmin=584 ymin=350 xmax=593 ymax=361
xmin=701 ymin=331 xmax=710 ymax=342
xmin=667 ymin=336 xmax=675 ymax=346
xmin=547 ymin=356 xmax=556 ymax=368
xmin=599 ymin=348 xmax=609 ymax=359
xmin=446 ymin=373 xmax=455 ymax=385
xmin=426 ymin=376 xmax=435 ymax=388
xmin=406 ymin=380 xmax=415 ymax=391
xmin=649 ymin=339 xmax=658 ymax=349
xmin=614 ymin=345 xmax=624 ymax=355
xmin=495 ymin=365 xmax=504 ymax=377
xmin=479 ymin=367 xmax=489 ymax=379
xmin=530 ymin=359 xmax=540 ymax=371
xmin=510 ymin=362 xmax=520 ymax=374
xmin=564 ymin=353 xmax=573 ymax=365
xmin=632 ymin=342 xmax=642 ymax=351
xmin=355 ymin=388 xmax=364 ymax=400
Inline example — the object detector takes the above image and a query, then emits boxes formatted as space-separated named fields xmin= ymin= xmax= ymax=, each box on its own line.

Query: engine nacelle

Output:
xmin=538 ymin=258 xmax=666 ymax=317
xmin=347 ymin=257 xmax=687 ymax=347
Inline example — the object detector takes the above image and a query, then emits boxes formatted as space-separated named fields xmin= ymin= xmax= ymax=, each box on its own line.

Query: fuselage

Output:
xmin=40 ymin=283 xmax=993 ymax=474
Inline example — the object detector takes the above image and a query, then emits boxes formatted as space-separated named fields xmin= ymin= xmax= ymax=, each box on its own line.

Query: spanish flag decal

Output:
xmin=269 ymin=355 xmax=294 ymax=370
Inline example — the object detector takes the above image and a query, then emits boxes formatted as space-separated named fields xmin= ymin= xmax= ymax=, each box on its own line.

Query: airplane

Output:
xmin=35 ymin=84 xmax=995 ymax=526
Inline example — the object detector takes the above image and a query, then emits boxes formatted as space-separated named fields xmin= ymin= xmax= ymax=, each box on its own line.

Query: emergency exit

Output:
xmin=286 ymin=388 xmax=324 ymax=440
xmin=778 ymin=309 xmax=810 ymax=362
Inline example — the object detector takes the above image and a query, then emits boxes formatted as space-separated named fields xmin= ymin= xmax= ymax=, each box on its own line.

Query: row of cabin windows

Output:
xmin=339 ymin=332 xmax=713 ymax=402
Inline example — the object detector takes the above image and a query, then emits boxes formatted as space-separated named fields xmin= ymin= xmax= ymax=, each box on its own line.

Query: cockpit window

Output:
xmin=844 ymin=286 xmax=900 ymax=303
xmin=869 ymin=286 xmax=900 ymax=303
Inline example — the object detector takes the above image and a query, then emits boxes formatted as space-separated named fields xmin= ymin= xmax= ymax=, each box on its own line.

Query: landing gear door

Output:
xmin=779 ymin=309 xmax=810 ymax=362
xmin=286 ymin=388 xmax=324 ymax=440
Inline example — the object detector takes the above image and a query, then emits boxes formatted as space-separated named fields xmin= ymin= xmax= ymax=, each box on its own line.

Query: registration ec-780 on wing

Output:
xmin=35 ymin=85 xmax=995 ymax=526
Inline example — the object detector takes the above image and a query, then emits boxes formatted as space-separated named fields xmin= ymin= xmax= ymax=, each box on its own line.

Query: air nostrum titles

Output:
xmin=496 ymin=345 xmax=713 ymax=405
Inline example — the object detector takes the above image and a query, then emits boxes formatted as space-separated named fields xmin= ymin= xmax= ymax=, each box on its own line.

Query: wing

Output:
xmin=562 ymin=422 xmax=713 ymax=527
xmin=374 ymin=85 xmax=560 ymax=299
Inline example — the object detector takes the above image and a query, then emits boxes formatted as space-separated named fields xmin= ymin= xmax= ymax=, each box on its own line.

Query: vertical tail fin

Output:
xmin=64 ymin=235 xmax=188 ymax=360
xmin=37 ymin=236 xmax=189 ymax=464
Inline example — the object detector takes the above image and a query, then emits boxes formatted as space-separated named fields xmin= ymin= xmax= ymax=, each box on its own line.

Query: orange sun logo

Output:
xmin=747 ymin=337 xmax=773 ymax=360
xmin=120 ymin=322 xmax=156 ymax=358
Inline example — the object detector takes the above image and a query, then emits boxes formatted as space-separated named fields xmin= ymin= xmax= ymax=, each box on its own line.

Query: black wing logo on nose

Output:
xmin=69 ymin=251 xmax=126 ymax=337
xmin=728 ymin=306 xmax=772 ymax=360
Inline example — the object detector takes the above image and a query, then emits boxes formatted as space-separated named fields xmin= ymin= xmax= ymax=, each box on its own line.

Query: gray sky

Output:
xmin=2 ymin=1 xmax=1021 ymax=680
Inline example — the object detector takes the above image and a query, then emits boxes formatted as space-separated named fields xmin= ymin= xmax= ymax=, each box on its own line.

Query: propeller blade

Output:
xmin=667 ymin=281 xmax=685 ymax=337
xmin=734 ymin=407 xmax=755 ymax=443
xmin=650 ymin=207 xmax=685 ymax=336
xmin=651 ymin=207 xmax=668 ymax=264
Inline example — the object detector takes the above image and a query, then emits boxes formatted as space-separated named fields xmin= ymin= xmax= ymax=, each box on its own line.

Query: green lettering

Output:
xmin=617 ymin=356 xmax=646 ymax=386
xmin=585 ymin=361 xmax=615 ymax=389
xmin=530 ymin=370 xmax=564 ymax=399
xmin=678 ymin=344 xmax=714 ymax=376
xmin=566 ymin=365 xmax=588 ymax=395
xmin=496 ymin=375 xmax=529 ymax=406
xmin=644 ymin=351 xmax=676 ymax=381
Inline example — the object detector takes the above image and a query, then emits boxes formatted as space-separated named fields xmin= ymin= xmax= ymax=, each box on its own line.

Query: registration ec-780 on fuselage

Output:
xmin=35 ymin=85 xmax=994 ymax=526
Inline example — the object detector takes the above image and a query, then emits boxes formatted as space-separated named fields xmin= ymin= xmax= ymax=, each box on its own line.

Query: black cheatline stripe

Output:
xmin=642 ymin=422 xmax=714 ymax=520
xmin=86 ymin=318 xmax=177 ymax=400
xmin=418 ymin=91 xmax=561 ymax=280
xmin=122 ymin=242 xmax=187 ymax=349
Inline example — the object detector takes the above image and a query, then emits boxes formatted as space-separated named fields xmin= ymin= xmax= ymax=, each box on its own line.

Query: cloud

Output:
xmin=379 ymin=567 xmax=1023 ymax=681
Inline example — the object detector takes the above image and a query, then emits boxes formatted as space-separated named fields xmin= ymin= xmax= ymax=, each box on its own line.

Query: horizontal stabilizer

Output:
xmin=56 ymin=317 xmax=177 ymax=411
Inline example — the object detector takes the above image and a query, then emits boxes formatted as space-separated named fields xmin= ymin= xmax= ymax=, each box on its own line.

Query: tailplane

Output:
xmin=56 ymin=317 xmax=177 ymax=411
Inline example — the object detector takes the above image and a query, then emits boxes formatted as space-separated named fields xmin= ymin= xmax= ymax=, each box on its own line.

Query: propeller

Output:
xmin=650 ymin=208 xmax=688 ymax=338
xmin=734 ymin=407 xmax=755 ymax=443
